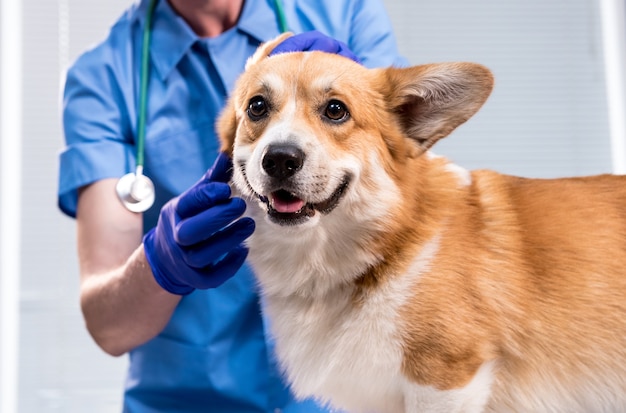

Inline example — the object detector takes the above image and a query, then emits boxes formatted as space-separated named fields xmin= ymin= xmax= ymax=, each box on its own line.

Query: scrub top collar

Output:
xmin=133 ymin=0 xmax=285 ymax=82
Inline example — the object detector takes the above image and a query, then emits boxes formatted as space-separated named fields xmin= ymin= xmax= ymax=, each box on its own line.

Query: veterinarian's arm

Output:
xmin=63 ymin=52 xmax=182 ymax=356
xmin=76 ymin=178 xmax=181 ymax=356
xmin=76 ymin=154 xmax=254 ymax=356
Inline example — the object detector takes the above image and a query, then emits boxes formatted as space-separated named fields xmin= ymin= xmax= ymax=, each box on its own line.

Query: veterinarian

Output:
xmin=57 ymin=0 xmax=406 ymax=411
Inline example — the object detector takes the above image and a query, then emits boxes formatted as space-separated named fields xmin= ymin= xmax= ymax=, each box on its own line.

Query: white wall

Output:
xmin=0 ymin=0 xmax=619 ymax=412
xmin=4 ymin=1 xmax=130 ymax=412
xmin=385 ymin=0 xmax=612 ymax=177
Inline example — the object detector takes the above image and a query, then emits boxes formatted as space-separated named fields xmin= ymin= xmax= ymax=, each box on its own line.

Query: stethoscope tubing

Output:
xmin=117 ymin=0 xmax=289 ymax=212
xmin=136 ymin=0 xmax=159 ymax=170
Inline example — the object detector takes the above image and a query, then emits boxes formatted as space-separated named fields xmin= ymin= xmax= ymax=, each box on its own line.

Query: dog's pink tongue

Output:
xmin=272 ymin=195 xmax=305 ymax=213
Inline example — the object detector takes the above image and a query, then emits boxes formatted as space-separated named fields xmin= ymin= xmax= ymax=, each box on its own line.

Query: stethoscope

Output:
xmin=116 ymin=0 xmax=289 ymax=212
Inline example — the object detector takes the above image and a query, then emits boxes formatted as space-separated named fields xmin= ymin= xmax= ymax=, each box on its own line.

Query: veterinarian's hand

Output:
xmin=143 ymin=153 xmax=255 ymax=295
xmin=270 ymin=31 xmax=361 ymax=63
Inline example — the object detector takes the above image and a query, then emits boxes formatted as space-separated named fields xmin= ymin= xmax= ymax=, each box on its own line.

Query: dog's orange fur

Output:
xmin=218 ymin=34 xmax=626 ymax=412
xmin=399 ymin=171 xmax=626 ymax=390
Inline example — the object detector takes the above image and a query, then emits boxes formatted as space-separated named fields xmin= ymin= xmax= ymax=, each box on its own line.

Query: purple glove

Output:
xmin=270 ymin=30 xmax=361 ymax=63
xmin=143 ymin=153 xmax=255 ymax=295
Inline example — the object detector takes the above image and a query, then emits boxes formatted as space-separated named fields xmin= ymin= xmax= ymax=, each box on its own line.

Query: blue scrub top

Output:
xmin=59 ymin=0 xmax=407 ymax=411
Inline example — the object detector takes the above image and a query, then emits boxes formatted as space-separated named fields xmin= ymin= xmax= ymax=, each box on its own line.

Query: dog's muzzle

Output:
xmin=245 ymin=143 xmax=351 ymax=226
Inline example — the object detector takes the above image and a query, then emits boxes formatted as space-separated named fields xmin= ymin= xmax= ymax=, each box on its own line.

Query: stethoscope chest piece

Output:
xmin=116 ymin=171 xmax=155 ymax=213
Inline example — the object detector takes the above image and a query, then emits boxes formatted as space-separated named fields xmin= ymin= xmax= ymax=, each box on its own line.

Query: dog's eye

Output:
xmin=248 ymin=96 xmax=269 ymax=121
xmin=324 ymin=100 xmax=349 ymax=123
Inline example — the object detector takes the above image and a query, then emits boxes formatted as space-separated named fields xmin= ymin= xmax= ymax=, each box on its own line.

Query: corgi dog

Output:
xmin=217 ymin=33 xmax=626 ymax=413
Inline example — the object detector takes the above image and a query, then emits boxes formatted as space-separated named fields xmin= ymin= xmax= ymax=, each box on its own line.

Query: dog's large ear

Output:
xmin=245 ymin=32 xmax=294 ymax=69
xmin=382 ymin=63 xmax=493 ymax=156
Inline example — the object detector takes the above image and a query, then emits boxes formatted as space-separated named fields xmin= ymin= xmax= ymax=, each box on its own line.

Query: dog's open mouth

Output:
xmin=258 ymin=176 xmax=351 ymax=226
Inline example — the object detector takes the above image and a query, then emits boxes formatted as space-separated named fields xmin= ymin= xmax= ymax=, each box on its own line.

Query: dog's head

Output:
xmin=218 ymin=34 xmax=493 ymax=228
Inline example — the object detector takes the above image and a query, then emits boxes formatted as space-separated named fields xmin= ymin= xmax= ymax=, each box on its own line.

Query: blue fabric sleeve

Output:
xmin=58 ymin=45 xmax=135 ymax=218
xmin=287 ymin=0 xmax=408 ymax=69
xmin=348 ymin=0 xmax=409 ymax=68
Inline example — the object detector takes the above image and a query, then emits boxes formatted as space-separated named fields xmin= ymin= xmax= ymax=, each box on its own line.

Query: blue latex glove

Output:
xmin=143 ymin=153 xmax=255 ymax=295
xmin=270 ymin=30 xmax=361 ymax=63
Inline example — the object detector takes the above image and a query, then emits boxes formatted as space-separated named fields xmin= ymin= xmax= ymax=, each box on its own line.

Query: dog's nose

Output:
xmin=262 ymin=144 xmax=305 ymax=179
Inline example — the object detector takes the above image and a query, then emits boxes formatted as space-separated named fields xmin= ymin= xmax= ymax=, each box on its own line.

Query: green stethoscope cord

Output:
xmin=115 ymin=0 xmax=159 ymax=213
xmin=273 ymin=0 xmax=290 ymax=33
xmin=136 ymin=0 xmax=288 ymax=172
xmin=136 ymin=0 xmax=158 ymax=172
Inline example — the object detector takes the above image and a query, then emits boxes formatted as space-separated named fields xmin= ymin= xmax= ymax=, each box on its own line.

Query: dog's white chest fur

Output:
xmin=251 ymin=227 xmax=442 ymax=413
xmin=265 ymin=288 xmax=405 ymax=413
